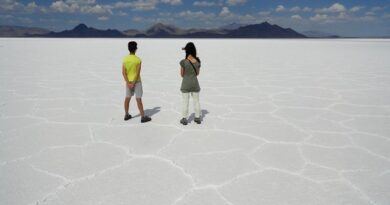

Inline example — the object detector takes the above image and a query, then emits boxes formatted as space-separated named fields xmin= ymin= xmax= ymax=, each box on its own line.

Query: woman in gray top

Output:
xmin=180 ymin=42 xmax=201 ymax=125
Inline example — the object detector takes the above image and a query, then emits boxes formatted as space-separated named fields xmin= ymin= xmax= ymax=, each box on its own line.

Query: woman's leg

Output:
xmin=182 ymin=92 xmax=190 ymax=118
xmin=192 ymin=92 xmax=201 ymax=118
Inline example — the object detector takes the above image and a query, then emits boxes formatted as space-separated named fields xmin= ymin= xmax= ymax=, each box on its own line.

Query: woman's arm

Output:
xmin=180 ymin=67 xmax=184 ymax=77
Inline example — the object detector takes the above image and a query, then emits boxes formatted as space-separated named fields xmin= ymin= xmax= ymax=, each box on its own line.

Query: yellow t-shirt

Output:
xmin=123 ymin=54 xmax=141 ymax=82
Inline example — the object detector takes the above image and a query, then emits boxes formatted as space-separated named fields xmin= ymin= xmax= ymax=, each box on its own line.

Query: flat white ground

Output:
xmin=1 ymin=38 xmax=390 ymax=205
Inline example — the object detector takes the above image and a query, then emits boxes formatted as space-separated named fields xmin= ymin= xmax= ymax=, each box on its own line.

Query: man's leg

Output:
xmin=136 ymin=98 xmax=145 ymax=117
xmin=124 ymin=96 xmax=131 ymax=114
xmin=124 ymin=84 xmax=133 ymax=121
xmin=134 ymin=81 xmax=151 ymax=123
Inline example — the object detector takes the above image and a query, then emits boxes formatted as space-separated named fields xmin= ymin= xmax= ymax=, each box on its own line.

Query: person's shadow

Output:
xmin=188 ymin=109 xmax=210 ymax=123
xmin=133 ymin=106 xmax=161 ymax=118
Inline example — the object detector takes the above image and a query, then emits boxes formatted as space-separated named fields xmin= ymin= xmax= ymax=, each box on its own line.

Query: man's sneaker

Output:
xmin=180 ymin=118 xmax=188 ymax=125
xmin=141 ymin=116 xmax=151 ymax=123
xmin=124 ymin=114 xmax=132 ymax=121
xmin=194 ymin=117 xmax=201 ymax=124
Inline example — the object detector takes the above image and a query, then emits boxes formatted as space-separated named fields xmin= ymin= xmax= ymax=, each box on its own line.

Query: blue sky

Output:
xmin=1 ymin=0 xmax=389 ymax=36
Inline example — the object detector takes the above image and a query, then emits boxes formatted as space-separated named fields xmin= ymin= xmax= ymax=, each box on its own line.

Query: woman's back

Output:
xmin=180 ymin=59 xmax=200 ymax=93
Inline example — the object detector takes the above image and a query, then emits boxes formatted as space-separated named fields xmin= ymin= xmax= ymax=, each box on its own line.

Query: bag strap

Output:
xmin=187 ymin=59 xmax=198 ymax=75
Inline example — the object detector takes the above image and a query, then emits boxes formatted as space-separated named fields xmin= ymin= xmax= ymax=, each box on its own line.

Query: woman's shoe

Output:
xmin=124 ymin=114 xmax=132 ymax=121
xmin=180 ymin=118 xmax=188 ymax=125
xmin=194 ymin=117 xmax=201 ymax=124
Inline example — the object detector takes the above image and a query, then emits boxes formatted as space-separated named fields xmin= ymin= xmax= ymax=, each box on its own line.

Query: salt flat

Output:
xmin=0 ymin=38 xmax=390 ymax=205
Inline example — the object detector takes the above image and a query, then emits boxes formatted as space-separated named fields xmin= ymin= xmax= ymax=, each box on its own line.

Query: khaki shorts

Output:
xmin=125 ymin=81 xmax=143 ymax=98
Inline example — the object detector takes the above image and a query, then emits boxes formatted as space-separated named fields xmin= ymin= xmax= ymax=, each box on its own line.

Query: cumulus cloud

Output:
xmin=290 ymin=6 xmax=300 ymax=12
xmin=97 ymin=16 xmax=109 ymax=21
xmin=310 ymin=14 xmax=329 ymax=21
xmin=302 ymin=7 xmax=312 ymax=12
xmin=371 ymin=6 xmax=385 ymax=12
xmin=50 ymin=0 xmax=112 ymax=14
xmin=193 ymin=1 xmax=221 ymax=7
xmin=226 ymin=0 xmax=246 ymax=6
xmin=291 ymin=14 xmax=302 ymax=20
xmin=350 ymin=6 xmax=364 ymax=12
xmin=220 ymin=6 xmax=231 ymax=16
xmin=259 ymin=11 xmax=271 ymax=16
xmin=0 ymin=0 xmax=23 ymax=10
xmin=179 ymin=10 xmax=216 ymax=20
xmin=275 ymin=5 xmax=286 ymax=12
xmin=316 ymin=3 xmax=346 ymax=13
xmin=161 ymin=0 xmax=182 ymax=6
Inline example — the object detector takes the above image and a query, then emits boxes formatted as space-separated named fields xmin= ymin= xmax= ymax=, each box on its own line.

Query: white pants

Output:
xmin=182 ymin=92 xmax=200 ymax=119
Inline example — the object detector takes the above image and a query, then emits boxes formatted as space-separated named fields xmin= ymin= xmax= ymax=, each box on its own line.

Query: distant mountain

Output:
xmin=302 ymin=30 xmax=340 ymax=38
xmin=126 ymin=22 xmax=306 ymax=38
xmin=122 ymin=28 xmax=142 ymax=36
xmin=0 ymin=25 xmax=49 ymax=37
xmin=145 ymin=23 xmax=186 ymax=37
xmin=43 ymin=24 xmax=126 ymax=38
xmin=220 ymin=23 xmax=246 ymax=30
xmin=226 ymin=22 xmax=306 ymax=38
xmin=0 ymin=22 xmax=308 ymax=38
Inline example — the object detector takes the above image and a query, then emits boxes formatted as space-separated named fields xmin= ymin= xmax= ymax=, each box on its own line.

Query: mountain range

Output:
xmin=0 ymin=22 xmax=308 ymax=38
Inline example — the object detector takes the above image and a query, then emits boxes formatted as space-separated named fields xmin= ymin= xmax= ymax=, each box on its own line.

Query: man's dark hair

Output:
xmin=128 ymin=41 xmax=137 ymax=53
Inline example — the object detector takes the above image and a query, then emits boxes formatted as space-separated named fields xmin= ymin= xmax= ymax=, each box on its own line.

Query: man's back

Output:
xmin=123 ymin=54 xmax=141 ymax=82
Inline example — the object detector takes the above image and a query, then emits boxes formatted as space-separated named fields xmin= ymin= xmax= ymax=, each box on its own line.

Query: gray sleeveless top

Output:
xmin=180 ymin=59 xmax=201 ymax=93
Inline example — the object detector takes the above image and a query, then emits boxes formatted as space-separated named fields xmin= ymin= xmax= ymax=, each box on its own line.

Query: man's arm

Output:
xmin=180 ymin=67 xmax=184 ymax=77
xmin=122 ymin=64 xmax=134 ymax=88
xmin=135 ymin=62 xmax=142 ymax=81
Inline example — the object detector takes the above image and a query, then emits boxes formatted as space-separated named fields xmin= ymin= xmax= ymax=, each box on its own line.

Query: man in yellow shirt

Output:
xmin=122 ymin=41 xmax=151 ymax=123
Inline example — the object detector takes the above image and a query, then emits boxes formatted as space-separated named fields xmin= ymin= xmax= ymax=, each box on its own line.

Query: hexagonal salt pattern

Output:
xmin=1 ymin=38 xmax=389 ymax=205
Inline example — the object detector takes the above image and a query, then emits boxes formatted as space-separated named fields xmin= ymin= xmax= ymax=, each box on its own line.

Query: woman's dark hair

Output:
xmin=128 ymin=41 xmax=137 ymax=53
xmin=184 ymin=42 xmax=201 ymax=63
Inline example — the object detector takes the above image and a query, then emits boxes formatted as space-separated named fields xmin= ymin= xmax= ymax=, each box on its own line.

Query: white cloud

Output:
xmin=113 ymin=0 xmax=158 ymax=11
xmin=161 ymin=0 xmax=182 ymax=6
xmin=50 ymin=1 xmax=77 ymax=13
xmin=290 ymin=6 xmax=300 ymax=12
xmin=130 ymin=0 xmax=159 ymax=11
xmin=371 ymin=6 xmax=385 ymax=12
xmin=132 ymin=16 xmax=143 ymax=22
xmin=117 ymin=11 xmax=127 ymax=16
xmin=0 ymin=14 xmax=14 ymax=19
xmin=302 ymin=7 xmax=312 ymax=12
xmin=97 ymin=16 xmax=109 ymax=21
xmin=226 ymin=0 xmax=246 ymax=6
xmin=275 ymin=5 xmax=285 ymax=12
xmin=328 ymin=3 xmax=346 ymax=12
xmin=383 ymin=13 xmax=390 ymax=19
xmin=350 ymin=6 xmax=364 ymax=12
xmin=82 ymin=4 xmax=112 ymax=14
xmin=193 ymin=1 xmax=220 ymax=7
xmin=0 ymin=0 xmax=23 ymax=10
xmin=291 ymin=14 xmax=302 ymax=20
xmin=365 ymin=11 xmax=376 ymax=16
xmin=317 ymin=3 xmax=346 ymax=13
xmin=310 ymin=14 xmax=328 ymax=21
xmin=50 ymin=0 xmax=112 ymax=14
xmin=220 ymin=6 xmax=231 ymax=16
xmin=259 ymin=11 xmax=271 ymax=16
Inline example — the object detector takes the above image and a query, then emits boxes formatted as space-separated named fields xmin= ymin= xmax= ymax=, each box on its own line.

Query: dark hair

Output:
xmin=184 ymin=42 xmax=201 ymax=63
xmin=128 ymin=41 xmax=137 ymax=53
